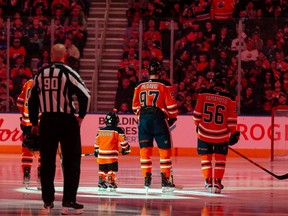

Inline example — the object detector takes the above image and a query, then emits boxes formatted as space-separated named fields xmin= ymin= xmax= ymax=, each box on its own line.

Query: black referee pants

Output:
xmin=39 ymin=113 xmax=81 ymax=203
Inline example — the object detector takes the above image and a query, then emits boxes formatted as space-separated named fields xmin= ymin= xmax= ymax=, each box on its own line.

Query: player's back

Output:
xmin=193 ymin=88 xmax=237 ymax=143
xmin=132 ymin=79 xmax=177 ymax=118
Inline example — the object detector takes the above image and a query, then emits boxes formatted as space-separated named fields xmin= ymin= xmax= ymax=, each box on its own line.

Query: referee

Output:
xmin=28 ymin=43 xmax=90 ymax=214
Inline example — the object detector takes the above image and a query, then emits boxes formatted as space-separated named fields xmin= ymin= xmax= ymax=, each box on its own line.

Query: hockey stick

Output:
xmin=229 ymin=146 xmax=288 ymax=180
xmin=81 ymin=150 xmax=131 ymax=157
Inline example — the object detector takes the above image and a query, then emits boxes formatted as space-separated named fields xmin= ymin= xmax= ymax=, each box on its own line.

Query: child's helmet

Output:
xmin=105 ymin=112 xmax=119 ymax=126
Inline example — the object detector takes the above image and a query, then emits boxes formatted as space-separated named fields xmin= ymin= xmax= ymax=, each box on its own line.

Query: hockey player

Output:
xmin=132 ymin=58 xmax=178 ymax=192
xmin=16 ymin=79 xmax=41 ymax=189
xmin=94 ymin=112 xmax=130 ymax=191
xmin=192 ymin=72 xmax=240 ymax=193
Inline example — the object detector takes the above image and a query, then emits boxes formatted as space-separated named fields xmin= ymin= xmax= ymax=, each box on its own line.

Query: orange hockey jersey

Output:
xmin=192 ymin=87 xmax=237 ymax=143
xmin=132 ymin=79 xmax=178 ymax=119
xmin=95 ymin=126 xmax=129 ymax=165
xmin=16 ymin=79 xmax=35 ymax=126
xmin=211 ymin=0 xmax=235 ymax=21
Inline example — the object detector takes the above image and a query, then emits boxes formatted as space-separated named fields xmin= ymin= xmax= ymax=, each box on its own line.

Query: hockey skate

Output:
xmin=144 ymin=172 xmax=152 ymax=192
xmin=213 ymin=178 xmax=224 ymax=194
xmin=61 ymin=201 xmax=84 ymax=215
xmin=107 ymin=176 xmax=117 ymax=192
xmin=98 ymin=176 xmax=108 ymax=191
xmin=161 ymin=172 xmax=175 ymax=193
xmin=43 ymin=202 xmax=54 ymax=214
xmin=205 ymin=178 xmax=213 ymax=193
xmin=37 ymin=167 xmax=41 ymax=191
xmin=23 ymin=167 xmax=31 ymax=189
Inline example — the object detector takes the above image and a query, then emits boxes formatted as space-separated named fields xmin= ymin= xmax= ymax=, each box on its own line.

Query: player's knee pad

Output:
xmin=215 ymin=153 xmax=226 ymax=162
xmin=158 ymin=148 xmax=171 ymax=159
xmin=140 ymin=147 xmax=153 ymax=159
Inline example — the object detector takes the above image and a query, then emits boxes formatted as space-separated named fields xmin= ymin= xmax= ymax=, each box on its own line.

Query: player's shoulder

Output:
xmin=199 ymin=87 xmax=235 ymax=100
xmin=100 ymin=126 xmax=124 ymax=133
xmin=135 ymin=79 xmax=171 ymax=87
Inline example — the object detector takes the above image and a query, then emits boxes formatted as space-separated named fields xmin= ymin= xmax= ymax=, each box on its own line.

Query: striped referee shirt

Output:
xmin=28 ymin=62 xmax=91 ymax=126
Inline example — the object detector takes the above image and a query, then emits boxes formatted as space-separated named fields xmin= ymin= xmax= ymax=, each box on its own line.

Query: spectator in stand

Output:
xmin=276 ymin=92 xmax=288 ymax=106
xmin=181 ymin=93 xmax=194 ymax=114
xmin=173 ymin=49 xmax=190 ymax=83
xmin=143 ymin=19 xmax=162 ymax=43
xmin=9 ymin=38 xmax=27 ymax=66
xmin=179 ymin=7 xmax=196 ymax=30
xmin=11 ymin=65 xmax=32 ymax=100
xmin=122 ymin=47 xmax=138 ymax=61
xmin=27 ymin=18 xmax=46 ymax=58
xmin=240 ymin=38 xmax=259 ymax=70
xmin=263 ymin=38 xmax=280 ymax=62
xmin=65 ymin=5 xmax=87 ymax=30
xmin=64 ymin=37 xmax=80 ymax=71
xmin=251 ymin=31 xmax=263 ymax=51
xmin=282 ymin=71 xmax=288 ymax=93
xmin=37 ymin=49 xmax=50 ymax=71
xmin=53 ymin=18 xmax=65 ymax=44
xmin=10 ymin=18 xmax=27 ymax=40
xmin=203 ymin=20 xmax=216 ymax=44
xmin=275 ymin=51 xmax=288 ymax=74
xmin=53 ymin=8 xmax=66 ymax=26
xmin=258 ymin=50 xmax=271 ymax=69
xmin=124 ymin=20 xmax=139 ymax=41
xmin=217 ymin=50 xmax=230 ymax=74
xmin=0 ymin=17 xmax=6 ymax=44
xmin=33 ymin=0 xmax=49 ymax=15
xmin=118 ymin=102 xmax=131 ymax=113
xmin=140 ymin=57 xmax=150 ymax=80
xmin=51 ymin=0 xmax=70 ymax=15
xmin=241 ymin=85 xmax=258 ymax=114
xmin=114 ymin=76 xmax=134 ymax=112
xmin=65 ymin=17 xmax=87 ymax=55
xmin=33 ymin=6 xmax=49 ymax=29
xmin=273 ymin=80 xmax=285 ymax=99
xmin=126 ymin=0 xmax=144 ymax=27
xmin=142 ymin=1 xmax=157 ymax=26
xmin=0 ymin=54 xmax=5 ymax=69
xmin=0 ymin=82 xmax=17 ymax=112
xmin=10 ymin=55 xmax=32 ymax=78
xmin=245 ymin=1 xmax=256 ymax=19
xmin=196 ymin=53 xmax=208 ymax=73
xmin=174 ymin=35 xmax=188 ymax=57
xmin=213 ymin=25 xmax=232 ymax=52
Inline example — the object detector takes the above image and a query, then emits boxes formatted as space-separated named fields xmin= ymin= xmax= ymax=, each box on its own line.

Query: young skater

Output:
xmin=94 ymin=112 xmax=130 ymax=191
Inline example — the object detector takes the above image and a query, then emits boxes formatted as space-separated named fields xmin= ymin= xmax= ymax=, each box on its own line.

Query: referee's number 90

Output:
xmin=44 ymin=78 xmax=59 ymax=90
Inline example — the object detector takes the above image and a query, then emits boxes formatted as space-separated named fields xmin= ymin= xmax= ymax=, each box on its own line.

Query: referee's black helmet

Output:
xmin=105 ymin=112 xmax=120 ymax=127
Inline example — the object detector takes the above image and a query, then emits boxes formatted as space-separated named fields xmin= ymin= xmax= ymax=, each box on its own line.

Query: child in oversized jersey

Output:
xmin=94 ymin=112 xmax=130 ymax=191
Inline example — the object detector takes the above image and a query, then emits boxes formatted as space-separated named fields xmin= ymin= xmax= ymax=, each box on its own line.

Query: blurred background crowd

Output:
xmin=114 ymin=0 xmax=288 ymax=115
xmin=0 ymin=0 xmax=287 ymax=116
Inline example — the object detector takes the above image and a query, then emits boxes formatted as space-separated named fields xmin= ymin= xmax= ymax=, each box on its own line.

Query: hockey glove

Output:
xmin=121 ymin=145 xmax=130 ymax=155
xmin=94 ymin=148 xmax=99 ymax=157
xmin=168 ymin=118 xmax=177 ymax=127
xmin=229 ymin=131 xmax=240 ymax=146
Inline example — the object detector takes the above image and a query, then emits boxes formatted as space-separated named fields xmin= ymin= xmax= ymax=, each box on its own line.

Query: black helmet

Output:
xmin=105 ymin=112 xmax=119 ymax=126
xmin=213 ymin=72 xmax=226 ymax=88
xmin=23 ymin=133 xmax=40 ymax=151
xmin=148 ymin=58 xmax=162 ymax=76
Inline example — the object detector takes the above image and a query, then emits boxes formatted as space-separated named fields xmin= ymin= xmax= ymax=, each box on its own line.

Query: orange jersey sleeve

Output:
xmin=132 ymin=79 xmax=178 ymax=119
xmin=193 ymin=88 xmax=237 ymax=143
xmin=95 ymin=126 xmax=128 ymax=164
